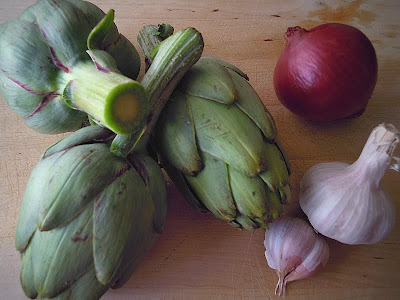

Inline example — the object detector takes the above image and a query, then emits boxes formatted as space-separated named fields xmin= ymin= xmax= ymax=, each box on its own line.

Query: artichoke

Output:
xmin=14 ymin=21 xmax=204 ymax=299
xmin=15 ymin=126 xmax=168 ymax=299
xmin=0 ymin=0 xmax=145 ymax=134
xmin=155 ymin=56 xmax=292 ymax=229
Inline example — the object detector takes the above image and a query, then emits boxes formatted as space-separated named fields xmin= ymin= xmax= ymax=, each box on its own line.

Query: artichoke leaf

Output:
xmin=0 ymin=19 xmax=57 ymax=93
xmin=0 ymin=72 xmax=45 ymax=119
xmin=190 ymin=95 xmax=269 ymax=177
xmin=67 ymin=0 xmax=141 ymax=79
xmin=129 ymin=153 xmax=168 ymax=233
xmin=278 ymin=183 xmax=292 ymax=205
xmin=227 ymin=69 xmax=277 ymax=141
xmin=15 ymin=155 xmax=58 ymax=252
xmin=156 ymin=90 xmax=203 ymax=176
xmin=20 ymin=246 xmax=38 ymax=299
xmin=31 ymin=204 xmax=94 ymax=298
xmin=266 ymin=188 xmax=283 ymax=220
xmin=184 ymin=152 xmax=236 ymax=221
xmin=34 ymin=0 xmax=92 ymax=68
xmin=42 ymin=126 xmax=113 ymax=159
xmin=235 ymin=215 xmax=259 ymax=230
xmin=259 ymin=142 xmax=290 ymax=191
xmin=106 ymin=34 xmax=141 ymax=80
xmin=162 ymin=161 xmax=206 ymax=210
xmin=111 ymin=232 xmax=156 ymax=289
xmin=18 ymin=4 xmax=37 ymax=23
xmin=86 ymin=49 xmax=119 ymax=73
xmin=39 ymin=267 xmax=109 ymax=300
xmin=275 ymin=140 xmax=292 ymax=175
xmin=179 ymin=58 xmax=236 ymax=104
xmin=202 ymin=56 xmax=249 ymax=80
xmin=38 ymin=144 xmax=125 ymax=231
xmin=93 ymin=166 xmax=155 ymax=285
xmin=67 ymin=0 xmax=108 ymax=29
xmin=24 ymin=94 xmax=88 ymax=134
xmin=228 ymin=166 xmax=269 ymax=225
xmin=87 ymin=9 xmax=115 ymax=50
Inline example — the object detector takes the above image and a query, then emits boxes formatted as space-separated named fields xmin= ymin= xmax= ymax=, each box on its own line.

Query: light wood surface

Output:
xmin=1 ymin=0 xmax=399 ymax=299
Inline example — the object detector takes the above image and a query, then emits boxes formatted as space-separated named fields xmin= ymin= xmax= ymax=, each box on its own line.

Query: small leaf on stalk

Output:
xmin=87 ymin=9 xmax=115 ymax=50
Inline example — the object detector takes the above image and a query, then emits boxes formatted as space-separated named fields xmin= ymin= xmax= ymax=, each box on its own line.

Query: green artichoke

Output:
xmin=153 ymin=56 xmax=292 ymax=230
xmin=0 ymin=0 xmax=144 ymax=134
xmin=15 ymin=126 xmax=168 ymax=299
xmin=14 ymin=21 xmax=204 ymax=299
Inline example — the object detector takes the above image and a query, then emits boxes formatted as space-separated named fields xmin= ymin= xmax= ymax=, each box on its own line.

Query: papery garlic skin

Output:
xmin=264 ymin=217 xmax=329 ymax=296
xmin=300 ymin=123 xmax=398 ymax=245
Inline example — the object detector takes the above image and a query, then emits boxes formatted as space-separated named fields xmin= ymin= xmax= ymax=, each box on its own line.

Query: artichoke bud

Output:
xmin=0 ymin=0 xmax=142 ymax=134
xmin=155 ymin=57 xmax=291 ymax=230
xmin=15 ymin=126 xmax=168 ymax=299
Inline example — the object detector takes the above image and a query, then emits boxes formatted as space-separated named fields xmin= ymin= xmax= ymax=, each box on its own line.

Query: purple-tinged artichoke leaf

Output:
xmin=34 ymin=0 xmax=92 ymax=70
xmin=0 ymin=19 xmax=57 ymax=93
xmin=93 ymin=165 xmax=154 ymax=285
xmin=155 ymin=90 xmax=203 ymax=176
xmin=0 ymin=72 xmax=44 ymax=118
xmin=189 ymin=95 xmax=269 ymax=177
xmin=24 ymin=94 xmax=88 ymax=134
xmin=86 ymin=49 xmax=119 ymax=73
xmin=31 ymin=203 xmax=94 ymax=299
xmin=227 ymin=68 xmax=277 ymax=141
xmin=37 ymin=144 xmax=125 ymax=231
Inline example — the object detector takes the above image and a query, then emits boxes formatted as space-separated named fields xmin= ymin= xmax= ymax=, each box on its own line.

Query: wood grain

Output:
xmin=0 ymin=0 xmax=399 ymax=299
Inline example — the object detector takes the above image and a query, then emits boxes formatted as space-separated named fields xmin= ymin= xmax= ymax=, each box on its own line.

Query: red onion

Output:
xmin=273 ymin=23 xmax=378 ymax=121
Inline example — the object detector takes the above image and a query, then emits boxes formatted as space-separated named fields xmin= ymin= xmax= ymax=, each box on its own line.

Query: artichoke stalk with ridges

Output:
xmin=139 ymin=25 xmax=292 ymax=230
xmin=0 ymin=0 xmax=145 ymax=134
xmin=15 ymin=23 xmax=204 ymax=299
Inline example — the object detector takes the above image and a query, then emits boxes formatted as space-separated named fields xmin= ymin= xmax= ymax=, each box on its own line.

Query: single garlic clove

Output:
xmin=300 ymin=123 xmax=398 ymax=245
xmin=264 ymin=217 xmax=330 ymax=296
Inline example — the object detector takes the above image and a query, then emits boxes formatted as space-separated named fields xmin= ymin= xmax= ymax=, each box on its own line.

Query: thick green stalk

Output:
xmin=63 ymin=58 xmax=147 ymax=135
xmin=111 ymin=27 xmax=204 ymax=157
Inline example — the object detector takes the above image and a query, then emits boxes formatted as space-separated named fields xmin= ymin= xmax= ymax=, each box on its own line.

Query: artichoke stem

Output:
xmin=63 ymin=61 xmax=148 ymax=135
xmin=111 ymin=26 xmax=204 ymax=156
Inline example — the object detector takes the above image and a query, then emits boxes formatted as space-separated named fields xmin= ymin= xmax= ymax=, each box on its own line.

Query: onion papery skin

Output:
xmin=273 ymin=23 xmax=378 ymax=121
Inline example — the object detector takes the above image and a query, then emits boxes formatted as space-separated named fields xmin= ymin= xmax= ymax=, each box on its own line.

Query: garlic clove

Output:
xmin=300 ymin=123 xmax=398 ymax=245
xmin=264 ymin=217 xmax=330 ymax=296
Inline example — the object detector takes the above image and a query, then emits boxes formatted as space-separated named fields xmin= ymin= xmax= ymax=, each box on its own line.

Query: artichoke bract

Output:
xmin=138 ymin=25 xmax=291 ymax=230
xmin=0 ymin=0 xmax=144 ymax=134
xmin=15 ymin=126 xmax=168 ymax=299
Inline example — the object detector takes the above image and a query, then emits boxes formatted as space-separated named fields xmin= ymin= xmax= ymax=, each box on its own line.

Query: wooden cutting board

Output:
xmin=1 ymin=0 xmax=399 ymax=299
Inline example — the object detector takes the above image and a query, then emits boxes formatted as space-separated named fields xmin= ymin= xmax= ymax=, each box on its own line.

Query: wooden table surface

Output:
xmin=1 ymin=0 xmax=399 ymax=299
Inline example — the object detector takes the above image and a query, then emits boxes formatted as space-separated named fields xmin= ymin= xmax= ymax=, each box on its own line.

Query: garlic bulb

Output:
xmin=264 ymin=217 xmax=329 ymax=296
xmin=300 ymin=123 xmax=399 ymax=245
